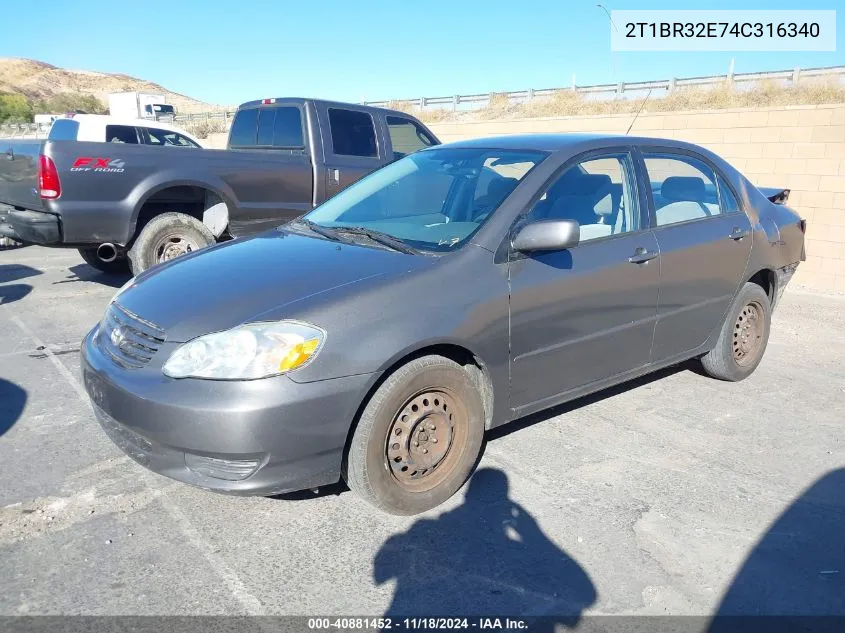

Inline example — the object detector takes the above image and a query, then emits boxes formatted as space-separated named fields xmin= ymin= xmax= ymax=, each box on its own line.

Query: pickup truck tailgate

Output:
xmin=0 ymin=140 xmax=44 ymax=212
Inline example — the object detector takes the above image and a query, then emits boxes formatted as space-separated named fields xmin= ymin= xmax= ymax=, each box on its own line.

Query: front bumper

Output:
xmin=5 ymin=209 xmax=61 ymax=244
xmin=81 ymin=326 xmax=377 ymax=495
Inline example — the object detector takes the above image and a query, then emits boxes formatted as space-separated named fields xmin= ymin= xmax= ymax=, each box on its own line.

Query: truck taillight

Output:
xmin=38 ymin=155 xmax=61 ymax=200
xmin=262 ymin=98 xmax=276 ymax=104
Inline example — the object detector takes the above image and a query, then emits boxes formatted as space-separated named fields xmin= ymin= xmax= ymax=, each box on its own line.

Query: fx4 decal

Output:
xmin=71 ymin=157 xmax=126 ymax=173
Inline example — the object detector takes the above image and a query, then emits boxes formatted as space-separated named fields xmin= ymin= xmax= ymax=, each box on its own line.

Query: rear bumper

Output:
xmin=5 ymin=209 xmax=61 ymax=244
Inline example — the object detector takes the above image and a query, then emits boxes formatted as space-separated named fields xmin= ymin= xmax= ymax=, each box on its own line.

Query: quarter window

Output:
xmin=642 ymin=154 xmax=721 ymax=226
xmin=386 ymin=116 xmax=436 ymax=159
xmin=328 ymin=108 xmax=377 ymax=157
xmin=526 ymin=153 xmax=639 ymax=242
xmin=718 ymin=176 xmax=741 ymax=213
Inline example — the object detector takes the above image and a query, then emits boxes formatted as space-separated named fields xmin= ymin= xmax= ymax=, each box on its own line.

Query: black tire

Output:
xmin=344 ymin=356 xmax=486 ymax=515
xmin=701 ymin=282 xmax=771 ymax=382
xmin=127 ymin=212 xmax=214 ymax=275
xmin=77 ymin=247 xmax=130 ymax=274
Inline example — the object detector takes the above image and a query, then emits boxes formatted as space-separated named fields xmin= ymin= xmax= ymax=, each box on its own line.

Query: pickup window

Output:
xmin=230 ymin=106 xmax=304 ymax=149
xmin=106 ymin=125 xmax=140 ymax=144
xmin=386 ymin=116 xmax=436 ymax=160
xmin=48 ymin=119 xmax=80 ymax=141
xmin=328 ymin=108 xmax=377 ymax=158
xmin=145 ymin=128 xmax=200 ymax=148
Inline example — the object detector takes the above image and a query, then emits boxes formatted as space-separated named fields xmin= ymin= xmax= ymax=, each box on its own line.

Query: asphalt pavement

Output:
xmin=1 ymin=245 xmax=843 ymax=620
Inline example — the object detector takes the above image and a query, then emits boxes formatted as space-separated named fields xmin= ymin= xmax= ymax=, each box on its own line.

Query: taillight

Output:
xmin=37 ymin=155 xmax=61 ymax=199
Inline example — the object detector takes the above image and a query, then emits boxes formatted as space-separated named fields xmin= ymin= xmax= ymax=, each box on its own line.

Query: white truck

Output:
xmin=108 ymin=92 xmax=176 ymax=121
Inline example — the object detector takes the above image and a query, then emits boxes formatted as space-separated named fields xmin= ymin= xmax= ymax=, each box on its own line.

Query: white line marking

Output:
xmin=9 ymin=314 xmax=265 ymax=615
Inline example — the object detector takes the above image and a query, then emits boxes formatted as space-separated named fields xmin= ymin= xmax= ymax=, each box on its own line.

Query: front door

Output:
xmin=316 ymin=105 xmax=387 ymax=200
xmin=639 ymin=151 xmax=753 ymax=362
xmin=509 ymin=150 xmax=661 ymax=413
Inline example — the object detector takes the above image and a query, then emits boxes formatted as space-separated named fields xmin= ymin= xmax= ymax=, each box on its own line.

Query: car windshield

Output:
xmin=303 ymin=148 xmax=546 ymax=252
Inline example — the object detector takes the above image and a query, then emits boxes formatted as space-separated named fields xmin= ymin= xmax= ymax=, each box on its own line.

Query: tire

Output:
xmin=127 ymin=212 xmax=214 ymax=275
xmin=344 ymin=355 xmax=486 ymax=515
xmin=701 ymin=282 xmax=771 ymax=382
xmin=77 ymin=247 xmax=130 ymax=274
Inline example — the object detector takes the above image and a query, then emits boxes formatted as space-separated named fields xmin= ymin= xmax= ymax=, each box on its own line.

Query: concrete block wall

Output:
xmin=429 ymin=104 xmax=845 ymax=293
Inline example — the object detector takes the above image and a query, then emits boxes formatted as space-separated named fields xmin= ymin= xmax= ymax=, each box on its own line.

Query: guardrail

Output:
xmin=3 ymin=64 xmax=844 ymax=136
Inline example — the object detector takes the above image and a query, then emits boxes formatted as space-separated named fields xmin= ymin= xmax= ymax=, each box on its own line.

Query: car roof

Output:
xmin=235 ymin=97 xmax=418 ymax=119
xmin=434 ymin=133 xmax=706 ymax=154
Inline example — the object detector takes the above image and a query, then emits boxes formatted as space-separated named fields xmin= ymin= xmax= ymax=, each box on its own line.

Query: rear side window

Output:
xmin=328 ymin=108 xmax=377 ymax=157
xmin=642 ymin=154 xmax=720 ymax=226
xmin=229 ymin=108 xmax=259 ymax=147
xmin=232 ymin=106 xmax=303 ymax=148
xmin=48 ymin=119 xmax=79 ymax=141
xmin=105 ymin=125 xmax=139 ymax=144
xmin=386 ymin=116 xmax=436 ymax=159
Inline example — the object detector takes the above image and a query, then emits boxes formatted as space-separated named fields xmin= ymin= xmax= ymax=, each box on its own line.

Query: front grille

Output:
xmin=97 ymin=303 xmax=165 ymax=369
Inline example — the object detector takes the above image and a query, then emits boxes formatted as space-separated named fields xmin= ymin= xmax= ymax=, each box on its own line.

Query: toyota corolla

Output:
xmin=81 ymin=134 xmax=806 ymax=515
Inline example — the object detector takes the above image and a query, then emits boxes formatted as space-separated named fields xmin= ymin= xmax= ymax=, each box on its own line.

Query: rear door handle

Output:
xmin=729 ymin=227 xmax=749 ymax=240
xmin=628 ymin=249 xmax=658 ymax=264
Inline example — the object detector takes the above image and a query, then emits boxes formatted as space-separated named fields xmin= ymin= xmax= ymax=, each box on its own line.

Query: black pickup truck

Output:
xmin=0 ymin=99 xmax=439 ymax=274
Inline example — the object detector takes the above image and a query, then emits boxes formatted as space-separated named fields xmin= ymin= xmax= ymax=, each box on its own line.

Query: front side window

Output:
xmin=386 ymin=116 xmax=437 ymax=159
xmin=643 ymin=154 xmax=721 ymax=226
xmin=525 ymin=154 xmax=639 ymax=242
xmin=304 ymin=148 xmax=546 ymax=251
xmin=329 ymin=108 xmax=377 ymax=157
xmin=105 ymin=125 xmax=139 ymax=144
xmin=146 ymin=128 xmax=200 ymax=148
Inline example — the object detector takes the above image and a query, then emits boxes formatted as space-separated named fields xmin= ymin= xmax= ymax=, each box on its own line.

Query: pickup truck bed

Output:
xmin=0 ymin=99 xmax=439 ymax=274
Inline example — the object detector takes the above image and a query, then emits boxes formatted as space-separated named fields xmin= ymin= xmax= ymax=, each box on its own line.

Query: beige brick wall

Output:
xmin=430 ymin=104 xmax=845 ymax=293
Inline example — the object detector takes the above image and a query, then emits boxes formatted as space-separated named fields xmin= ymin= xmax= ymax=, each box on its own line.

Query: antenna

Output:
xmin=626 ymin=88 xmax=652 ymax=135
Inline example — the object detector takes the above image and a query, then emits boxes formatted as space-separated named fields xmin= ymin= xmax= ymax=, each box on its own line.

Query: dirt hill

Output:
xmin=0 ymin=58 xmax=220 ymax=114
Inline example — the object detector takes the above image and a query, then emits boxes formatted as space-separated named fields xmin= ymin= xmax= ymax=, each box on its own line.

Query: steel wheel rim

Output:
xmin=733 ymin=300 xmax=765 ymax=367
xmin=153 ymin=233 xmax=200 ymax=263
xmin=385 ymin=388 xmax=467 ymax=493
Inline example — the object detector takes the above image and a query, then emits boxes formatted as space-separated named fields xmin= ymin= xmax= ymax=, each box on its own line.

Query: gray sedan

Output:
xmin=81 ymin=134 xmax=806 ymax=515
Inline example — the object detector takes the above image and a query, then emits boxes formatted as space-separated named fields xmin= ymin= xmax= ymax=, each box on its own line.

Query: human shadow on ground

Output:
xmin=373 ymin=468 xmax=596 ymax=630
xmin=0 ymin=378 xmax=27 ymax=437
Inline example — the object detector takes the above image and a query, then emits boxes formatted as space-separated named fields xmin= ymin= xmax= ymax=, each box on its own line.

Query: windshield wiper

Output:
xmin=290 ymin=218 xmax=343 ymax=242
xmin=334 ymin=226 xmax=419 ymax=255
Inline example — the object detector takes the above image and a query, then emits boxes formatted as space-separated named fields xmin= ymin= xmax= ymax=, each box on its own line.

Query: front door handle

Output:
xmin=729 ymin=227 xmax=749 ymax=240
xmin=628 ymin=248 xmax=658 ymax=264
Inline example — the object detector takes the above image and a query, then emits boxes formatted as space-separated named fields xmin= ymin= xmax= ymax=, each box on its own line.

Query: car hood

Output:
xmin=115 ymin=230 xmax=418 ymax=342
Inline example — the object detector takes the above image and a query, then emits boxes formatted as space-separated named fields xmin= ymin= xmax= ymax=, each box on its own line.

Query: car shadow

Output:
xmin=708 ymin=468 xmax=845 ymax=628
xmin=0 ymin=379 xmax=27 ymax=437
xmin=489 ymin=360 xmax=697 ymax=442
xmin=373 ymin=467 xmax=597 ymax=627
xmin=0 ymin=263 xmax=42 ymax=284
xmin=53 ymin=263 xmax=132 ymax=289
xmin=0 ymin=283 xmax=32 ymax=305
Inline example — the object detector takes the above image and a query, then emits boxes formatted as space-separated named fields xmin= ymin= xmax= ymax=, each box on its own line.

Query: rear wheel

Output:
xmin=77 ymin=247 xmax=130 ymax=274
xmin=128 ymin=212 xmax=214 ymax=275
xmin=701 ymin=282 xmax=771 ymax=381
xmin=344 ymin=356 xmax=485 ymax=515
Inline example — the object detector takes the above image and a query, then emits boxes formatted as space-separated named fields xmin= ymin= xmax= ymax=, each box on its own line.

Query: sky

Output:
xmin=2 ymin=0 xmax=843 ymax=107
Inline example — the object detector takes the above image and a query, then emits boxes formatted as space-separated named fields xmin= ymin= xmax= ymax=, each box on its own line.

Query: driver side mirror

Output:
xmin=512 ymin=219 xmax=580 ymax=252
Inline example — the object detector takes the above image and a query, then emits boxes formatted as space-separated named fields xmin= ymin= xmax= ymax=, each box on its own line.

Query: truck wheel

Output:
xmin=344 ymin=356 xmax=485 ymax=515
xmin=700 ymin=282 xmax=771 ymax=382
xmin=128 ymin=212 xmax=214 ymax=275
xmin=77 ymin=247 xmax=130 ymax=274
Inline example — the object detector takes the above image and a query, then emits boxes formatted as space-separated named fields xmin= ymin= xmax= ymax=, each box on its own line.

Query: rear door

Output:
xmin=315 ymin=104 xmax=390 ymax=200
xmin=224 ymin=103 xmax=313 ymax=235
xmin=640 ymin=149 xmax=753 ymax=362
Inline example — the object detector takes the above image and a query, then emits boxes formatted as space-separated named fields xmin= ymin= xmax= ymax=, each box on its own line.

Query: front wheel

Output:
xmin=344 ymin=356 xmax=485 ymax=515
xmin=700 ymin=282 xmax=772 ymax=381
xmin=127 ymin=212 xmax=214 ymax=275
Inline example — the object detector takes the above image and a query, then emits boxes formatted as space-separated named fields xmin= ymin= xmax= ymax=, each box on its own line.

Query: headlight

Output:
xmin=162 ymin=321 xmax=326 ymax=380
